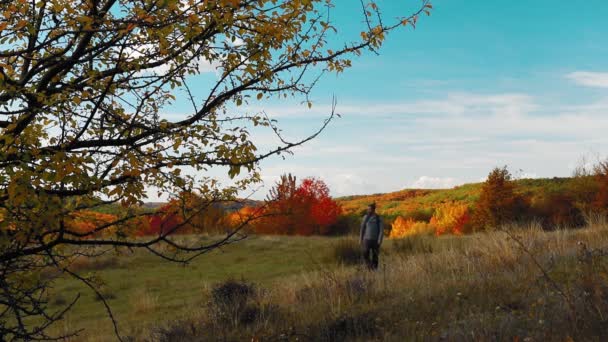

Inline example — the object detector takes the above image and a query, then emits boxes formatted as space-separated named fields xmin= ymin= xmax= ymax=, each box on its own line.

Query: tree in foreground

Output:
xmin=0 ymin=0 xmax=431 ymax=339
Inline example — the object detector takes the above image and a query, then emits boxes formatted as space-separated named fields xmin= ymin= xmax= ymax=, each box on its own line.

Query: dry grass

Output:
xmin=131 ymin=288 xmax=159 ymax=314
xmin=152 ymin=223 xmax=608 ymax=341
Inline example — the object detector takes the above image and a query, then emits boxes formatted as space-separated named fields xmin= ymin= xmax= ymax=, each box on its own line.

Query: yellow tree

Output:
xmin=389 ymin=216 xmax=415 ymax=238
xmin=0 ymin=0 xmax=432 ymax=339
xmin=429 ymin=202 xmax=470 ymax=235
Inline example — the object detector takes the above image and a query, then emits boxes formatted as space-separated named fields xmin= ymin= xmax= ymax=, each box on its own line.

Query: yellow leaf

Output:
xmin=257 ymin=93 xmax=263 ymax=100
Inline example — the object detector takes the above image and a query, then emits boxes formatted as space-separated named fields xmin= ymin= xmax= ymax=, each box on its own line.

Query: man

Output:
xmin=360 ymin=203 xmax=384 ymax=270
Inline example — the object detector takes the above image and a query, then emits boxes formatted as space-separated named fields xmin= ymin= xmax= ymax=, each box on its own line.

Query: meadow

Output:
xmin=47 ymin=217 xmax=608 ymax=341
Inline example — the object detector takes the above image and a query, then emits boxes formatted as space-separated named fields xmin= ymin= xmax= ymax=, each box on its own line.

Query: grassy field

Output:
xmin=44 ymin=218 xmax=608 ymax=341
xmin=45 ymin=235 xmax=340 ymax=340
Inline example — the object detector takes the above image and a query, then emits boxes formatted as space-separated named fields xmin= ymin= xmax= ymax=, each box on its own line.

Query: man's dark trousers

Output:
xmin=362 ymin=239 xmax=379 ymax=270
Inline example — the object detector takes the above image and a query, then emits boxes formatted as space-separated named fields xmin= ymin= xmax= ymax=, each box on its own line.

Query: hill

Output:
xmin=337 ymin=177 xmax=577 ymax=218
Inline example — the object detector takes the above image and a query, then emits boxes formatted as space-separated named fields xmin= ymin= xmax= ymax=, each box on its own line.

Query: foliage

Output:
xmin=136 ymin=203 xmax=181 ymax=236
xmin=402 ymin=207 xmax=435 ymax=222
xmin=247 ymin=174 xmax=342 ymax=235
xmin=471 ymin=166 xmax=528 ymax=230
xmin=227 ymin=205 xmax=264 ymax=231
xmin=341 ymin=170 xmax=608 ymax=236
xmin=65 ymin=210 xmax=119 ymax=237
xmin=430 ymin=202 xmax=470 ymax=235
xmin=592 ymin=160 xmax=608 ymax=212
xmin=389 ymin=203 xmax=468 ymax=238
xmin=133 ymin=192 xmax=235 ymax=236
xmin=389 ymin=216 xmax=435 ymax=238
xmin=530 ymin=192 xmax=585 ymax=229
xmin=0 ymin=0 xmax=433 ymax=338
xmin=389 ymin=216 xmax=415 ymax=238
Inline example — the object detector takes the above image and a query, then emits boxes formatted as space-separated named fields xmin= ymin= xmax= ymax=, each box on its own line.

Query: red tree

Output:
xmin=258 ymin=174 xmax=342 ymax=235
xmin=298 ymin=178 xmax=342 ymax=234
xmin=136 ymin=203 xmax=182 ymax=236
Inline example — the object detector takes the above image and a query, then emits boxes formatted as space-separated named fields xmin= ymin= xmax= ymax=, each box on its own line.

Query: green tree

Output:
xmin=0 ymin=0 xmax=432 ymax=339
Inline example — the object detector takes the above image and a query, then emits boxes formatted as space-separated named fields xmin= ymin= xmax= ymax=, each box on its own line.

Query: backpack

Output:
xmin=363 ymin=213 xmax=381 ymax=235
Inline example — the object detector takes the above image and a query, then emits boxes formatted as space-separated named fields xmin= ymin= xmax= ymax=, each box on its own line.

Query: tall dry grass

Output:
xmin=152 ymin=221 xmax=608 ymax=341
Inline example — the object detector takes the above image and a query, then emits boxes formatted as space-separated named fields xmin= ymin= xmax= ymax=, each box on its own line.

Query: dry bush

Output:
xmin=207 ymin=278 xmax=258 ymax=328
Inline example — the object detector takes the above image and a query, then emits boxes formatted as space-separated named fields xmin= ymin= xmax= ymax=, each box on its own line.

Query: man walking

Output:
xmin=360 ymin=203 xmax=384 ymax=270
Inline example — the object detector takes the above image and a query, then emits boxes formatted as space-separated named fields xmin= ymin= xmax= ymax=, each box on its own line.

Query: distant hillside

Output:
xmin=337 ymin=177 xmax=576 ymax=218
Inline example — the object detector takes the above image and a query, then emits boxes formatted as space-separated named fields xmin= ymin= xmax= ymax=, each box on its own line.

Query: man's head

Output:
xmin=367 ymin=203 xmax=376 ymax=215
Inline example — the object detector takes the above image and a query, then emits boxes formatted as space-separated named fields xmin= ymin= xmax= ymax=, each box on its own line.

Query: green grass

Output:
xmin=46 ymin=236 xmax=338 ymax=340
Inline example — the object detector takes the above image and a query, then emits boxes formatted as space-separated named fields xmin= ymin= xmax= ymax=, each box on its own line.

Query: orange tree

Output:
xmin=472 ymin=166 xmax=528 ymax=230
xmin=0 ymin=0 xmax=432 ymax=339
xmin=430 ymin=202 xmax=470 ymax=235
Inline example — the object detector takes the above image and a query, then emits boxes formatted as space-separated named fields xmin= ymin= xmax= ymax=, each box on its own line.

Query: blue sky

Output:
xmin=158 ymin=0 xmax=608 ymax=199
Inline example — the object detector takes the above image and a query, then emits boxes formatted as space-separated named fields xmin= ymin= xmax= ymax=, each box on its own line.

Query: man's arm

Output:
xmin=377 ymin=217 xmax=384 ymax=245
xmin=360 ymin=215 xmax=367 ymax=243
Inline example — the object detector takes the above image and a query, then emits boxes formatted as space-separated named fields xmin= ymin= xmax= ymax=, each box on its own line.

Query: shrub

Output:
xmin=389 ymin=216 xmax=415 ymax=238
xmin=326 ymin=214 xmax=358 ymax=236
xmin=430 ymin=202 xmax=470 ymax=235
xmin=389 ymin=217 xmax=435 ymax=238
xmin=531 ymin=192 xmax=585 ymax=229
xmin=209 ymin=279 xmax=256 ymax=327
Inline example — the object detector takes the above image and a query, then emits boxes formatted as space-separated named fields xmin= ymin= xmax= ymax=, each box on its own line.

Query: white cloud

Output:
xmin=409 ymin=176 xmax=461 ymax=189
xmin=122 ymin=44 xmax=220 ymax=76
xmin=151 ymin=56 xmax=220 ymax=75
xmin=254 ymin=92 xmax=536 ymax=119
xmin=566 ymin=71 xmax=608 ymax=88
